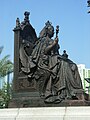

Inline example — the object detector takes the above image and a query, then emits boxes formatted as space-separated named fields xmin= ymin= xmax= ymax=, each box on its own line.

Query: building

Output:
xmin=77 ymin=64 xmax=90 ymax=94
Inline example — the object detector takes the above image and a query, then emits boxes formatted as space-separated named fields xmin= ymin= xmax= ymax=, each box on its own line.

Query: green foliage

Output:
xmin=0 ymin=55 xmax=13 ymax=77
xmin=0 ymin=46 xmax=13 ymax=108
xmin=0 ymin=46 xmax=13 ymax=77
xmin=0 ymin=82 xmax=12 ymax=108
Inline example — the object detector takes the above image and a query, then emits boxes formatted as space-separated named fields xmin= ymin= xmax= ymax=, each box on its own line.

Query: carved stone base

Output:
xmin=9 ymin=92 xmax=90 ymax=108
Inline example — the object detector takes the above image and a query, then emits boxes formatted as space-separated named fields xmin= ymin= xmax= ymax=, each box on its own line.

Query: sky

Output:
xmin=0 ymin=0 xmax=90 ymax=68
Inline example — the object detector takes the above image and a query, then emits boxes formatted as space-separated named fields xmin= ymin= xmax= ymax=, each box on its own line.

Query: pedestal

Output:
xmin=0 ymin=107 xmax=90 ymax=120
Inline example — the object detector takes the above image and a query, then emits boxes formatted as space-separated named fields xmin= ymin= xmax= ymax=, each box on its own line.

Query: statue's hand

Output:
xmin=54 ymin=37 xmax=58 ymax=44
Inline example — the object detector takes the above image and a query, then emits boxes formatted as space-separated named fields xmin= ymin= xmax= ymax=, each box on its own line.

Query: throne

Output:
xmin=13 ymin=11 xmax=38 ymax=92
xmin=9 ymin=12 xmax=44 ymax=107
xmin=9 ymin=12 xmax=89 ymax=107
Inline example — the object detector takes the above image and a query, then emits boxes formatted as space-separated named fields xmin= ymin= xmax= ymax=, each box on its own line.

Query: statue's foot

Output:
xmin=76 ymin=94 xmax=85 ymax=101
xmin=44 ymin=96 xmax=54 ymax=103
xmin=54 ymin=96 xmax=63 ymax=104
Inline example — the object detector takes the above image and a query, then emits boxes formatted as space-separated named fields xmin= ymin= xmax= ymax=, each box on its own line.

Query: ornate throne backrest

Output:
xmin=20 ymin=23 xmax=37 ymax=56
xmin=13 ymin=12 xmax=37 ymax=92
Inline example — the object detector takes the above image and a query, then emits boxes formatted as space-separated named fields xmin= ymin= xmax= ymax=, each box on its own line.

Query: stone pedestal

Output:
xmin=9 ymin=94 xmax=90 ymax=107
xmin=0 ymin=107 xmax=90 ymax=120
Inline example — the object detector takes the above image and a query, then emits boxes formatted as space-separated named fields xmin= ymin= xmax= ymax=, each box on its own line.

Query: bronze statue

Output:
xmin=19 ymin=20 xmax=84 ymax=103
xmin=10 ymin=12 xmax=88 ymax=108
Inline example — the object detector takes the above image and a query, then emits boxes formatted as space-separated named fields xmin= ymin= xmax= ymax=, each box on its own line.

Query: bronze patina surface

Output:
xmin=9 ymin=12 xmax=90 ymax=107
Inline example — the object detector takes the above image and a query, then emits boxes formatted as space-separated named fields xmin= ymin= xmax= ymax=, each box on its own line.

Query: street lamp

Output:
xmin=87 ymin=0 xmax=90 ymax=13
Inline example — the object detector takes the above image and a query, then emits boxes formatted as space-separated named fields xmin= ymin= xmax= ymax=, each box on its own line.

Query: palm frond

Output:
xmin=0 ymin=46 xmax=4 ymax=55
xmin=0 ymin=47 xmax=13 ymax=77
xmin=0 ymin=55 xmax=10 ymax=66
xmin=0 ymin=60 xmax=13 ymax=77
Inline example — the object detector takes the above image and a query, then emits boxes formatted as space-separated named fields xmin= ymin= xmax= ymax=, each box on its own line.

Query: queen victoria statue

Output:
xmin=10 ymin=12 xmax=86 ymax=107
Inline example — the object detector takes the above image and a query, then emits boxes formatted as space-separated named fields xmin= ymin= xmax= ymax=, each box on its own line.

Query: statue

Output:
xmin=10 ymin=12 xmax=88 ymax=108
xmin=19 ymin=20 xmax=84 ymax=103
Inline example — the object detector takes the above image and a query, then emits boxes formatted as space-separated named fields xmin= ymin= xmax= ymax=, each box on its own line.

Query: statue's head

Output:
xmin=39 ymin=21 xmax=54 ymax=38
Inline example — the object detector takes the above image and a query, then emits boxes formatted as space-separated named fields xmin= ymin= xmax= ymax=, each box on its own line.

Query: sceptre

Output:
xmin=56 ymin=25 xmax=59 ymax=38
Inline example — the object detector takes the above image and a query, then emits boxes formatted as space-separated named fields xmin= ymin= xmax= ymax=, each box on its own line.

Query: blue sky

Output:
xmin=0 ymin=0 xmax=90 ymax=68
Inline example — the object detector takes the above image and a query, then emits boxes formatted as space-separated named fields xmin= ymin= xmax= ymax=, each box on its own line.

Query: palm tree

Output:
xmin=0 ymin=46 xmax=13 ymax=77
xmin=0 ymin=46 xmax=13 ymax=108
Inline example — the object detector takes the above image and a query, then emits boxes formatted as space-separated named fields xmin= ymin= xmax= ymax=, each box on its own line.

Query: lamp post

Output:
xmin=87 ymin=0 xmax=90 ymax=13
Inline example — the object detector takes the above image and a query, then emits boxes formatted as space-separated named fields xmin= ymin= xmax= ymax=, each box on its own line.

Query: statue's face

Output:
xmin=48 ymin=26 xmax=54 ymax=38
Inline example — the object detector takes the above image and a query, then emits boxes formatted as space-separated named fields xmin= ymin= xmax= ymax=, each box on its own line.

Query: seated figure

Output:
xmin=20 ymin=21 xmax=84 ymax=103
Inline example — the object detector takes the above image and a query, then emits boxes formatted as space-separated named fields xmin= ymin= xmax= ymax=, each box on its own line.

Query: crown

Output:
xmin=45 ymin=21 xmax=52 ymax=28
